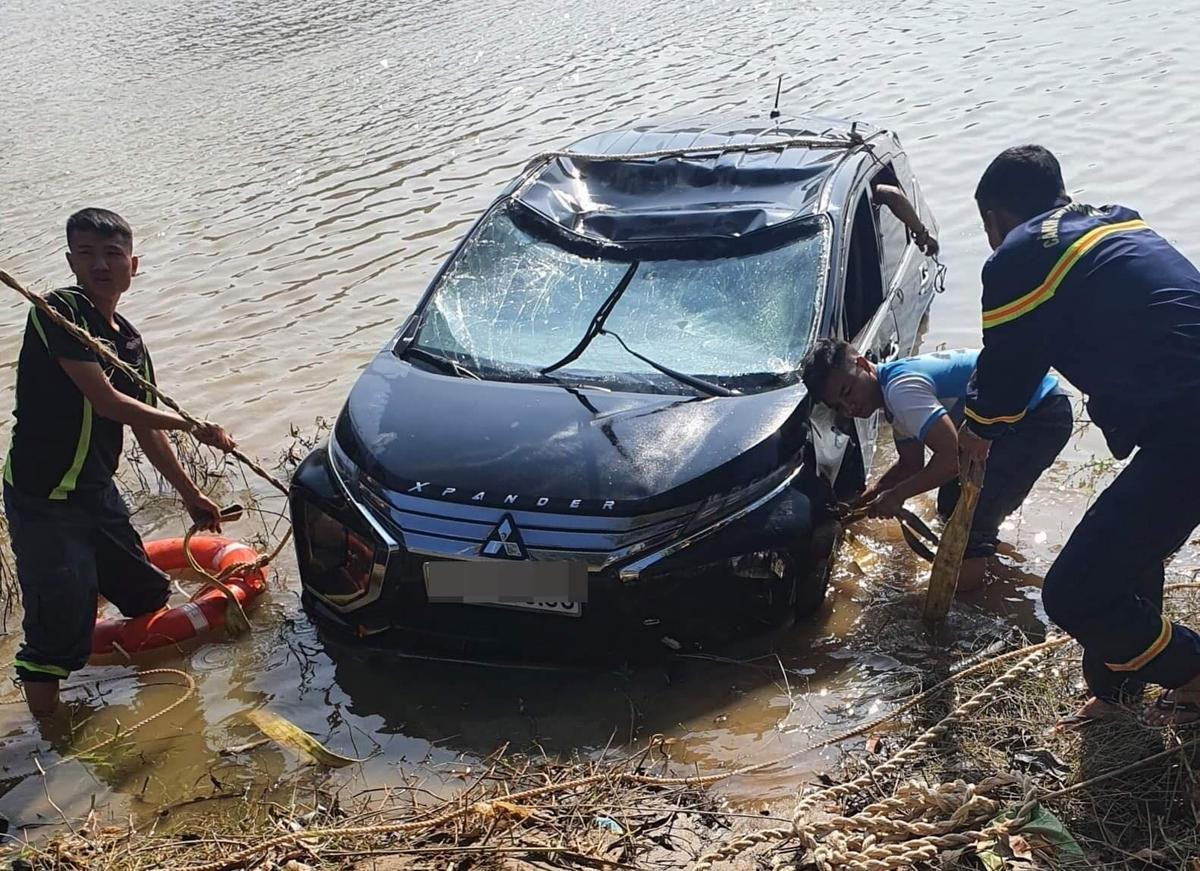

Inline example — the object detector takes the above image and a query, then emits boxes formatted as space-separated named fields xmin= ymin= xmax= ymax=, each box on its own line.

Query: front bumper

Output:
xmin=288 ymin=443 xmax=816 ymax=654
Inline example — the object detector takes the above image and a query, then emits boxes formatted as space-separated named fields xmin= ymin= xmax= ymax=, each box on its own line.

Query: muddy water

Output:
xmin=1 ymin=0 xmax=1199 ymax=833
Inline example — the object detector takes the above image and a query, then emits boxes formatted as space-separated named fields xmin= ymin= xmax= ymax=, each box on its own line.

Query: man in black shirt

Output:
xmin=2 ymin=208 xmax=235 ymax=717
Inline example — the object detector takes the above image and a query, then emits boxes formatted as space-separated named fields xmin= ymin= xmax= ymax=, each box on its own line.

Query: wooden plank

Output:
xmin=923 ymin=454 xmax=987 ymax=627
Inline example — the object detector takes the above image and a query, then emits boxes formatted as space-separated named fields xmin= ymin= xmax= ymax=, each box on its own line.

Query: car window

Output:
xmin=844 ymin=192 xmax=884 ymax=340
xmin=873 ymin=174 xmax=911 ymax=286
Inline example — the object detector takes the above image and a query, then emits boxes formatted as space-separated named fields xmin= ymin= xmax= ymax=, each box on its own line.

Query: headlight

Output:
xmin=297 ymin=500 xmax=389 ymax=608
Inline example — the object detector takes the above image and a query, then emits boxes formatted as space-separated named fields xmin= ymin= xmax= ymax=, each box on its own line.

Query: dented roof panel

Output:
xmin=513 ymin=116 xmax=864 ymax=247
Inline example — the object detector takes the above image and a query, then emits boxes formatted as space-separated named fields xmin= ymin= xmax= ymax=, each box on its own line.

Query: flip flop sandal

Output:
xmin=1140 ymin=694 xmax=1200 ymax=729
xmin=836 ymin=504 xmax=941 ymax=561
xmin=896 ymin=507 xmax=940 ymax=562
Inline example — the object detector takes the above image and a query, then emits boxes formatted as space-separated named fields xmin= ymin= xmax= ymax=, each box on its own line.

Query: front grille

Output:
xmin=357 ymin=484 xmax=694 ymax=569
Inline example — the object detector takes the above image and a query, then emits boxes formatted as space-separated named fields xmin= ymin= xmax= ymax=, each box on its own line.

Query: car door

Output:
xmin=837 ymin=184 xmax=901 ymax=484
xmin=875 ymin=155 xmax=932 ymax=353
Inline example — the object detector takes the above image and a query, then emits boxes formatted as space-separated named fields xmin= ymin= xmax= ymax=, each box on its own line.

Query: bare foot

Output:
xmin=1143 ymin=691 xmax=1200 ymax=728
xmin=23 ymin=680 xmax=60 ymax=718
xmin=955 ymin=557 xmax=988 ymax=595
xmin=1053 ymin=696 xmax=1126 ymax=732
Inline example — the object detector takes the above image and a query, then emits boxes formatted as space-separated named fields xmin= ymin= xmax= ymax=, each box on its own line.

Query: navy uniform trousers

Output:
xmin=1042 ymin=425 xmax=1200 ymax=702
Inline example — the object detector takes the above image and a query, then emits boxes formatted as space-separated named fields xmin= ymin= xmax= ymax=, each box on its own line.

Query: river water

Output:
xmin=1 ymin=0 xmax=1198 ymax=835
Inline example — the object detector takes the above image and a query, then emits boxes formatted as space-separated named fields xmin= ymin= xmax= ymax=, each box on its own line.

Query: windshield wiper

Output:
xmin=402 ymin=346 xmax=481 ymax=380
xmin=601 ymin=329 xmax=736 ymax=398
xmin=541 ymin=260 xmax=640 ymax=375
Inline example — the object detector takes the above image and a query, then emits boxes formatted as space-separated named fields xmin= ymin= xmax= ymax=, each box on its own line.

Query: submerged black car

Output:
xmin=290 ymin=115 xmax=939 ymax=654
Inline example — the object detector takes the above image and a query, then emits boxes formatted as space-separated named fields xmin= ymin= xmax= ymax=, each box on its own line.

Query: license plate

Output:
xmin=423 ymin=560 xmax=586 ymax=618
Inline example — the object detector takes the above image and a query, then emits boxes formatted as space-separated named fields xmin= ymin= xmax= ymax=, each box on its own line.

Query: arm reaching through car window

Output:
xmin=872 ymin=183 xmax=939 ymax=256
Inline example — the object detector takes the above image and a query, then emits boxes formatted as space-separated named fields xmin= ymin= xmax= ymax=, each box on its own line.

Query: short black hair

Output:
xmin=66 ymin=208 xmax=133 ymax=248
xmin=802 ymin=337 xmax=854 ymax=400
xmin=974 ymin=145 xmax=1068 ymax=221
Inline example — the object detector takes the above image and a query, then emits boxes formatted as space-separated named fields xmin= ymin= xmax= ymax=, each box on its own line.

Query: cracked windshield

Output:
xmin=415 ymin=207 xmax=824 ymax=391
xmin=3 ymin=0 xmax=1200 ymax=868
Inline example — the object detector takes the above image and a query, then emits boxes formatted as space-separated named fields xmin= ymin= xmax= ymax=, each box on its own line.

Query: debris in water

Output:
xmin=245 ymin=709 xmax=366 ymax=768
xmin=219 ymin=738 xmax=270 ymax=756
xmin=594 ymin=815 xmax=624 ymax=834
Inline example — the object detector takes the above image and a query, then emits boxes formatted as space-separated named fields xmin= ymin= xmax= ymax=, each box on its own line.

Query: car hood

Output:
xmin=334 ymin=351 xmax=809 ymax=516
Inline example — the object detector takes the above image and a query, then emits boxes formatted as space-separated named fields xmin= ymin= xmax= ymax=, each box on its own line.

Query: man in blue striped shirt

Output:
xmin=802 ymin=342 xmax=1071 ymax=591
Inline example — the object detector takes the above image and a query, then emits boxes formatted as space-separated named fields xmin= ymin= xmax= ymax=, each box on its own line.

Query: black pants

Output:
xmin=1041 ymin=428 xmax=1200 ymax=702
xmin=4 ymin=483 xmax=168 ymax=683
xmin=939 ymin=391 xmax=1074 ymax=559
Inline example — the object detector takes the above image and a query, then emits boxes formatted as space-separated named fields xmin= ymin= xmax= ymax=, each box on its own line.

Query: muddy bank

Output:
xmin=11 ymin=606 xmax=1200 ymax=870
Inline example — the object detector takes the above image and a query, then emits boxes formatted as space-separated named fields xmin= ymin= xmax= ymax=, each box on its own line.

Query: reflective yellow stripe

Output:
xmin=1106 ymin=617 xmax=1173 ymax=672
xmin=13 ymin=659 xmax=70 ymax=678
xmin=26 ymin=290 xmax=95 ymax=500
xmin=31 ymin=291 xmax=82 ymax=347
xmin=982 ymin=220 xmax=1150 ymax=329
xmin=57 ymin=290 xmax=82 ymax=313
xmin=964 ymin=407 xmax=1027 ymax=426
xmin=29 ymin=308 xmax=49 ymax=347
xmin=142 ymin=356 xmax=155 ymax=405
xmin=48 ymin=398 xmax=92 ymax=501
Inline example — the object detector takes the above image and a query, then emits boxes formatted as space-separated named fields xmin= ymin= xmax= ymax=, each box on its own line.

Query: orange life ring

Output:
xmin=91 ymin=536 xmax=268 ymax=658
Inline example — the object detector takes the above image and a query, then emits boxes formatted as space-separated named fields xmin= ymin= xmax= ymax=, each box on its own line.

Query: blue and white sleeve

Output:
xmin=883 ymin=373 xmax=946 ymax=444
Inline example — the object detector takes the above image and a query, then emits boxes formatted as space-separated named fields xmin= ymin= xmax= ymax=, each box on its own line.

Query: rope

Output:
xmin=629 ymin=636 xmax=1070 ymax=788
xmin=53 ymin=667 xmax=196 ymax=766
xmin=165 ymin=638 xmax=1063 ymax=870
xmin=680 ymin=574 xmax=1200 ymax=866
xmin=181 ymin=526 xmax=255 ymax=635
xmin=693 ymin=643 xmax=1058 ymax=870
xmin=0 ymin=269 xmax=289 ymax=498
xmin=0 ymin=268 xmax=295 ymax=635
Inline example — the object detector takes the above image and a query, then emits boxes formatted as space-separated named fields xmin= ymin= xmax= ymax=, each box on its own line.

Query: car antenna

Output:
xmin=769 ymin=74 xmax=783 ymax=120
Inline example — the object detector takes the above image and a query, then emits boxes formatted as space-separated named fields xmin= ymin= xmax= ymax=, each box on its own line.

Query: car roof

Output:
xmin=512 ymin=115 xmax=879 ymax=250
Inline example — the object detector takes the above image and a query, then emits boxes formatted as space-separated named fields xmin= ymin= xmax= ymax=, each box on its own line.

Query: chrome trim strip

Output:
xmin=618 ymin=465 xmax=804 ymax=582
xmin=370 ymin=485 xmax=696 ymax=534
xmin=400 ymin=527 xmax=668 ymax=572
xmin=370 ymin=500 xmax=685 ymax=554
xmin=329 ymin=440 xmax=400 ymax=551
xmin=320 ymin=438 xmax=400 ymax=612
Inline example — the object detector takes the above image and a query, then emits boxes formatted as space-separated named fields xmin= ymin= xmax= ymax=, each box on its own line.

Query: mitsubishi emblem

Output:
xmin=480 ymin=514 xmax=527 ymax=559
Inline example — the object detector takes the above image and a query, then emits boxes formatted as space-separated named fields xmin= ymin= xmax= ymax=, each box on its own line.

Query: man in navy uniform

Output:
xmin=960 ymin=146 xmax=1200 ymax=726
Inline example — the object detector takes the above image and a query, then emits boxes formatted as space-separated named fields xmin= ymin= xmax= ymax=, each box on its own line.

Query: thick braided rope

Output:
xmin=632 ymin=637 xmax=1069 ymax=788
xmin=796 ymin=643 xmax=1056 ymax=814
xmin=0 ymin=269 xmax=288 ymax=498
xmin=691 ymin=643 xmax=1058 ymax=870
xmin=802 ymin=798 xmax=999 ymax=841
xmin=806 ymin=799 xmax=1038 ymax=871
